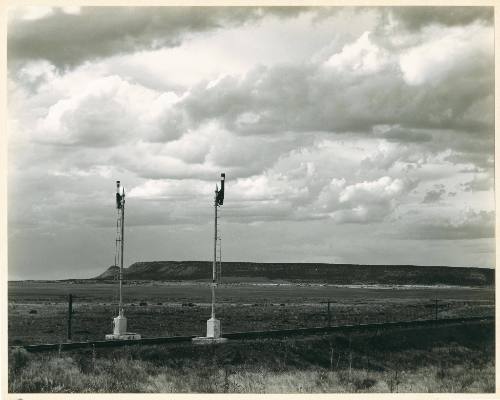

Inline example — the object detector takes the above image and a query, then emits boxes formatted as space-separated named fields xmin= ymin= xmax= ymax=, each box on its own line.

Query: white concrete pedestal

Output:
xmin=105 ymin=313 xmax=141 ymax=340
xmin=207 ymin=317 xmax=221 ymax=338
xmin=114 ymin=314 xmax=127 ymax=335
xmin=192 ymin=317 xmax=228 ymax=344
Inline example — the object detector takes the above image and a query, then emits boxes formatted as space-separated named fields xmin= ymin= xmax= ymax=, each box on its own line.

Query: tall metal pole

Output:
xmin=219 ymin=236 xmax=222 ymax=283
xmin=119 ymin=187 xmax=125 ymax=317
xmin=211 ymin=187 xmax=217 ymax=319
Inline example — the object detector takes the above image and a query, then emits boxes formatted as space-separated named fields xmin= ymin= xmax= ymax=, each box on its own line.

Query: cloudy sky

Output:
xmin=7 ymin=6 xmax=495 ymax=280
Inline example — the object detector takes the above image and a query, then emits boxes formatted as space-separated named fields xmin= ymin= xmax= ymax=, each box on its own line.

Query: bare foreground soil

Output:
xmin=8 ymin=281 xmax=495 ymax=393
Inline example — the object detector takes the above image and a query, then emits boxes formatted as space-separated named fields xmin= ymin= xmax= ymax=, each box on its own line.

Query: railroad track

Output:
xmin=11 ymin=315 xmax=494 ymax=353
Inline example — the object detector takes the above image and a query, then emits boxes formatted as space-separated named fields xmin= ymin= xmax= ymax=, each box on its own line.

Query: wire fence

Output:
xmin=8 ymin=295 xmax=495 ymax=346
xmin=213 ymin=298 xmax=495 ymax=333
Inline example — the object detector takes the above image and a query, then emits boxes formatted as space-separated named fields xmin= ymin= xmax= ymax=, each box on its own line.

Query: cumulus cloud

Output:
xmin=7 ymin=7 xmax=495 ymax=277
xmin=399 ymin=23 xmax=493 ymax=86
xmin=8 ymin=6 xmax=310 ymax=69
xmin=10 ymin=9 xmax=494 ymax=171
xmin=325 ymin=31 xmax=390 ymax=74
xmin=120 ymin=137 xmax=422 ymax=225
xmin=333 ymin=176 xmax=415 ymax=223
xmin=161 ymin=22 xmax=493 ymax=146
xmin=31 ymin=75 xmax=184 ymax=147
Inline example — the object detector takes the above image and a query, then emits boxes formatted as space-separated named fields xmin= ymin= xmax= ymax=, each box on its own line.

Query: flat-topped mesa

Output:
xmin=93 ymin=261 xmax=494 ymax=287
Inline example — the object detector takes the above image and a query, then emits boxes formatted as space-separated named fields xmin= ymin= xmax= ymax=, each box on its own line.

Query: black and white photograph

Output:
xmin=5 ymin=4 xmax=496 ymax=394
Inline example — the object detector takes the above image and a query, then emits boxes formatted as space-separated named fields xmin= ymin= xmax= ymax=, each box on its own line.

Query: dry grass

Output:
xmin=8 ymin=321 xmax=495 ymax=393
xmin=9 ymin=356 xmax=494 ymax=393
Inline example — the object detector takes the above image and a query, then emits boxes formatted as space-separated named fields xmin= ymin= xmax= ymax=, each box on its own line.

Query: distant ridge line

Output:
xmin=93 ymin=261 xmax=494 ymax=287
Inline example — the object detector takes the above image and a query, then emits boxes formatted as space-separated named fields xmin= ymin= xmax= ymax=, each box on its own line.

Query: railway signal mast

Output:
xmin=105 ymin=181 xmax=141 ymax=340
xmin=193 ymin=173 xmax=228 ymax=344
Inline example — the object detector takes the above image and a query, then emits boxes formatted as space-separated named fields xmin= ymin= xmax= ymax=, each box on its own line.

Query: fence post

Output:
xmin=434 ymin=299 xmax=438 ymax=321
xmin=67 ymin=294 xmax=73 ymax=341
xmin=328 ymin=300 xmax=331 ymax=327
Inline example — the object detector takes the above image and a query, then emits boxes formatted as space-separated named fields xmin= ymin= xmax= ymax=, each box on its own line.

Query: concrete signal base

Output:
xmin=105 ymin=314 xmax=141 ymax=340
xmin=192 ymin=317 xmax=228 ymax=344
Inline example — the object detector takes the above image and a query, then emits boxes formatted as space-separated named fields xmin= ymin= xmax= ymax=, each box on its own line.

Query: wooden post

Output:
xmin=434 ymin=299 xmax=438 ymax=320
xmin=67 ymin=294 xmax=73 ymax=341
xmin=327 ymin=300 xmax=331 ymax=327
